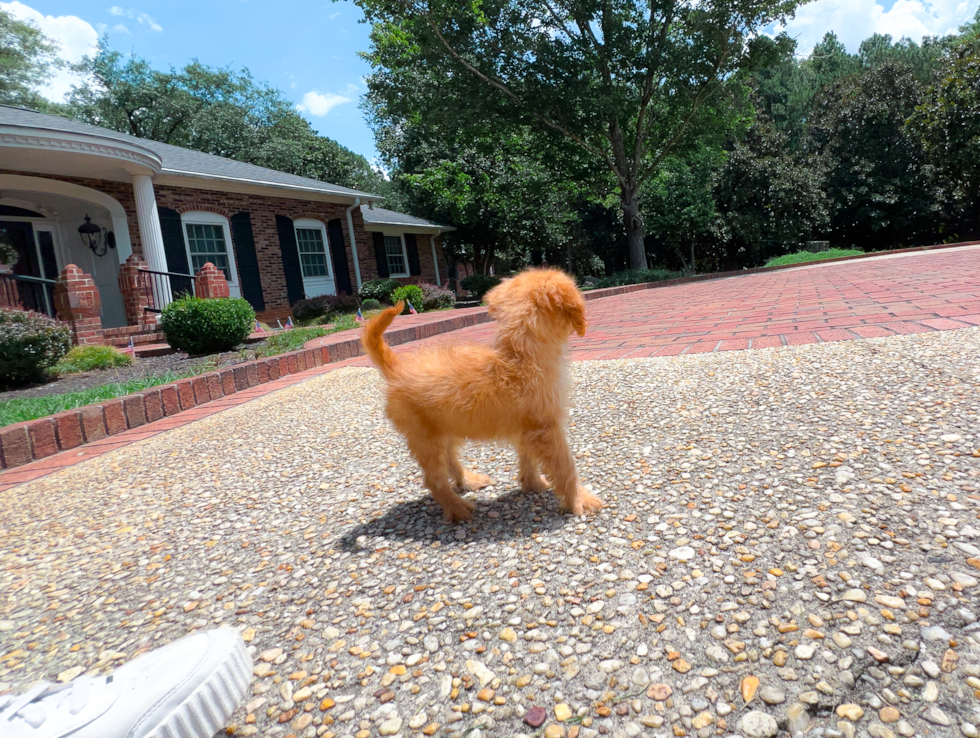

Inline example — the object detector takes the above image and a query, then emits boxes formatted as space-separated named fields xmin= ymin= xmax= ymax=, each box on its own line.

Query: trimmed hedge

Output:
xmin=392 ymin=284 xmax=425 ymax=314
xmin=359 ymin=278 xmax=401 ymax=305
xmin=0 ymin=308 xmax=72 ymax=388
xmin=460 ymin=274 xmax=501 ymax=299
xmin=160 ymin=297 xmax=255 ymax=355
xmin=361 ymin=298 xmax=381 ymax=311
xmin=419 ymin=283 xmax=455 ymax=311
xmin=292 ymin=293 xmax=358 ymax=323
xmin=586 ymin=268 xmax=683 ymax=289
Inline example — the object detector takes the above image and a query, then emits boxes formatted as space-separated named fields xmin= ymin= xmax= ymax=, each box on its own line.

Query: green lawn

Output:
xmin=0 ymin=371 xmax=194 ymax=428
xmin=764 ymin=248 xmax=866 ymax=267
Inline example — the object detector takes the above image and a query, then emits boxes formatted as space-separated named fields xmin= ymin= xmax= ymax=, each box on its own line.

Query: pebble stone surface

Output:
xmin=2 ymin=326 xmax=980 ymax=738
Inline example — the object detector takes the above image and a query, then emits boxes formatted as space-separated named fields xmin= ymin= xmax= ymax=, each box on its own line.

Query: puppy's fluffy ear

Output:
xmin=484 ymin=280 xmax=507 ymax=318
xmin=550 ymin=279 xmax=588 ymax=337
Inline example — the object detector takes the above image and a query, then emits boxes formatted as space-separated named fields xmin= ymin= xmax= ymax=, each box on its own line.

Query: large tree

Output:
xmin=66 ymin=43 xmax=394 ymax=198
xmin=0 ymin=8 xmax=59 ymax=108
xmin=354 ymin=0 xmax=802 ymax=270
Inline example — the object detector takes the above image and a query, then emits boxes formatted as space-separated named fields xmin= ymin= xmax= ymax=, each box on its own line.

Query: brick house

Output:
xmin=0 ymin=104 xmax=453 ymax=334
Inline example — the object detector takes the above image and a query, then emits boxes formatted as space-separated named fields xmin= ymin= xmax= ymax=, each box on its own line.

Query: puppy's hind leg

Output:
xmin=521 ymin=424 xmax=604 ymax=516
xmin=516 ymin=443 xmax=550 ymax=494
xmin=409 ymin=436 xmax=476 ymax=523
xmin=447 ymin=438 xmax=494 ymax=493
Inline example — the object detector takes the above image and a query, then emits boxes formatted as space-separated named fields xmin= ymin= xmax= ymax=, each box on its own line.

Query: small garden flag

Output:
xmin=254 ymin=320 xmax=263 ymax=332
xmin=355 ymin=308 xmax=364 ymax=323
xmin=120 ymin=337 xmax=135 ymax=355
xmin=407 ymin=300 xmax=418 ymax=315
xmin=285 ymin=317 xmax=294 ymax=329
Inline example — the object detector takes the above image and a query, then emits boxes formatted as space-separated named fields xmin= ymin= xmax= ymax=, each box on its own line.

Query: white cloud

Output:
xmin=113 ymin=23 xmax=130 ymax=34
xmin=296 ymin=90 xmax=352 ymax=116
xmin=329 ymin=11 xmax=341 ymax=18
xmin=108 ymin=6 xmax=162 ymax=32
xmin=0 ymin=1 xmax=98 ymax=101
xmin=776 ymin=0 xmax=978 ymax=54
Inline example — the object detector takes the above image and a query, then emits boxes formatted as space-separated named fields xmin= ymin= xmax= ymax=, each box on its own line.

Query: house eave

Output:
xmin=155 ymin=170 xmax=384 ymax=205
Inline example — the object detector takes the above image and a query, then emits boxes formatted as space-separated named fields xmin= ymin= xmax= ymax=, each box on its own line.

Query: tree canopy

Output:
xmin=0 ymin=8 xmax=59 ymax=108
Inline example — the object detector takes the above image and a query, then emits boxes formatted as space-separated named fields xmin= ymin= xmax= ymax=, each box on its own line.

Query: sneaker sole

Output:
xmin=147 ymin=634 xmax=252 ymax=738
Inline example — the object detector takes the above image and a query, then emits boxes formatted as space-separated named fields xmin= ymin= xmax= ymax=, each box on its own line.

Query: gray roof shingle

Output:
xmin=360 ymin=205 xmax=452 ymax=231
xmin=0 ymin=104 xmax=379 ymax=200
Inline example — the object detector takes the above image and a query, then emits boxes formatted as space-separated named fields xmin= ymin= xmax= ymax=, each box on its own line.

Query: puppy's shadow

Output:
xmin=336 ymin=488 xmax=570 ymax=551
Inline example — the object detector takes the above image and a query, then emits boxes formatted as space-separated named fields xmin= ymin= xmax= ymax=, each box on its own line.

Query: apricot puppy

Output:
xmin=362 ymin=268 xmax=605 ymax=522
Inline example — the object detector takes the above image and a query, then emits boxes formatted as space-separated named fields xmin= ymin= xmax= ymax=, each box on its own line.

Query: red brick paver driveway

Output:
xmin=380 ymin=245 xmax=980 ymax=361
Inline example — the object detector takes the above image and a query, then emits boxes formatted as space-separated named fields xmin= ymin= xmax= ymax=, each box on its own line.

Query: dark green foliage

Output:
xmin=65 ymin=43 xmax=394 ymax=199
xmin=292 ymin=293 xmax=358 ymax=323
xmin=52 ymin=345 xmax=134 ymax=374
xmin=361 ymin=299 xmax=382 ymax=311
xmin=359 ymin=278 xmax=401 ymax=304
xmin=0 ymin=8 xmax=59 ymax=108
xmin=589 ymin=269 xmax=684 ymax=290
xmin=418 ymin=283 xmax=455 ymax=311
xmin=391 ymin=285 xmax=424 ymax=313
xmin=160 ymin=297 xmax=255 ymax=355
xmin=0 ymin=309 xmax=72 ymax=388
xmin=460 ymin=274 xmax=501 ymax=300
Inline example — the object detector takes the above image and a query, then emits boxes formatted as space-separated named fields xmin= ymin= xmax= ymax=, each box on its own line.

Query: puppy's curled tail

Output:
xmin=362 ymin=302 xmax=403 ymax=378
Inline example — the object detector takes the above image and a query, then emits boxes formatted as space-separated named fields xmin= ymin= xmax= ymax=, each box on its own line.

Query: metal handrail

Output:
xmin=137 ymin=267 xmax=195 ymax=313
xmin=1 ymin=272 xmax=57 ymax=317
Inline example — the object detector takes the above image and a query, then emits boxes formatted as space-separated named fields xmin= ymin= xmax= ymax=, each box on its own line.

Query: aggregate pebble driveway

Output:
xmin=2 ymin=327 xmax=980 ymax=738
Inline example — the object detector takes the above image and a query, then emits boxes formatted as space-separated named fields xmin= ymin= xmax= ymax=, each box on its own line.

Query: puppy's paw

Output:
xmin=520 ymin=473 xmax=551 ymax=494
xmin=568 ymin=488 xmax=605 ymax=516
xmin=461 ymin=470 xmax=494 ymax=491
xmin=440 ymin=495 xmax=476 ymax=523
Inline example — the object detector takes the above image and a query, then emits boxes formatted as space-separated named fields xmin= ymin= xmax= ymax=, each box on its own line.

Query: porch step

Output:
xmin=103 ymin=324 xmax=157 ymax=338
xmin=106 ymin=331 xmax=166 ymax=348
xmin=133 ymin=342 xmax=175 ymax=358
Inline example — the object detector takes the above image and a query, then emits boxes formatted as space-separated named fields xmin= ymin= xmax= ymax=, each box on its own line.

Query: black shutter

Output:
xmin=275 ymin=215 xmax=305 ymax=305
xmin=405 ymin=233 xmax=422 ymax=276
xmin=326 ymin=218 xmax=352 ymax=295
xmin=230 ymin=211 xmax=265 ymax=311
xmin=158 ymin=207 xmax=193 ymax=297
xmin=372 ymin=231 xmax=389 ymax=278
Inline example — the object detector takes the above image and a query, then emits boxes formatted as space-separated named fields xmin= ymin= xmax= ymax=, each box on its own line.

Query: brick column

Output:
xmin=0 ymin=266 xmax=24 ymax=309
xmin=195 ymin=262 xmax=231 ymax=299
xmin=54 ymin=264 xmax=104 ymax=345
xmin=118 ymin=253 xmax=155 ymax=327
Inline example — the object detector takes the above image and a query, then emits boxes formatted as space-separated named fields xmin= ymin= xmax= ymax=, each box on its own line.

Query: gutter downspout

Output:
xmin=430 ymin=230 xmax=442 ymax=287
xmin=345 ymin=198 xmax=363 ymax=290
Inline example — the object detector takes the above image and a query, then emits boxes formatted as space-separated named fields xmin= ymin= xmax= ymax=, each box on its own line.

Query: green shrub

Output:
xmin=589 ymin=268 xmax=683 ymax=289
xmin=53 ymin=344 xmax=133 ymax=374
xmin=418 ymin=283 xmax=455 ymax=311
xmin=160 ymin=297 xmax=254 ymax=355
xmin=763 ymin=248 xmax=865 ymax=268
xmin=0 ymin=309 xmax=72 ymax=388
xmin=392 ymin=285 xmax=425 ymax=314
xmin=292 ymin=293 xmax=358 ymax=322
xmin=460 ymin=274 xmax=501 ymax=299
xmin=361 ymin=298 xmax=381 ymax=311
xmin=360 ymin=278 xmax=401 ymax=304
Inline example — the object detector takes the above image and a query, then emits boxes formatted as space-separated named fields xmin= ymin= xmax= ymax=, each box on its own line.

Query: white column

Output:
xmin=132 ymin=174 xmax=172 ymax=306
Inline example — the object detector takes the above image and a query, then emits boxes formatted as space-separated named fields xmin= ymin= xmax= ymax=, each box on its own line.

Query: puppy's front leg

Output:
xmin=521 ymin=424 xmax=604 ymax=516
xmin=407 ymin=436 xmax=476 ymax=523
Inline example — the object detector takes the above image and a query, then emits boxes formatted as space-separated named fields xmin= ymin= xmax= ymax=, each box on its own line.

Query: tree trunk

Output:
xmin=622 ymin=189 xmax=649 ymax=271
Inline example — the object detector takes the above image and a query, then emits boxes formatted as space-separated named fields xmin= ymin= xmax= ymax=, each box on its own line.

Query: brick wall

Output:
xmin=1 ymin=170 xmax=450 ymax=322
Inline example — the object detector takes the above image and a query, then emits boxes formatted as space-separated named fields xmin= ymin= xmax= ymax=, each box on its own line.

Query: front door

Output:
xmin=294 ymin=221 xmax=336 ymax=298
xmin=0 ymin=220 xmax=55 ymax=314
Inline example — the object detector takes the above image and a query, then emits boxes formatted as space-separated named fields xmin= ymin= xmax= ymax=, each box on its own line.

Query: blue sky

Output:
xmin=4 ymin=0 xmax=978 ymax=165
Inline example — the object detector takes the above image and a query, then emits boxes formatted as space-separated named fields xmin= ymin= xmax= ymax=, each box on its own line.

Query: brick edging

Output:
xmin=2 ymin=239 xmax=975 ymax=471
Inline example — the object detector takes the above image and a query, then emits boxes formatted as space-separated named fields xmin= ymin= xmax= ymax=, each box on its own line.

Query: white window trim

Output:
xmin=384 ymin=233 xmax=410 ymax=278
xmin=180 ymin=211 xmax=239 ymax=286
xmin=293 ymin=218 xmax=332 ymax=279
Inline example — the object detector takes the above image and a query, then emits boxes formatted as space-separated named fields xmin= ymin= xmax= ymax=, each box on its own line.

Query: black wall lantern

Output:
xmin=78 ymin=214 xmax=116 ymax=257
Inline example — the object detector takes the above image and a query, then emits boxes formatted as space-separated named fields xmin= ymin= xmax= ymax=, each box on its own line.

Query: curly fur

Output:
xmin=362 ymin=268 xmax=605 ymax=522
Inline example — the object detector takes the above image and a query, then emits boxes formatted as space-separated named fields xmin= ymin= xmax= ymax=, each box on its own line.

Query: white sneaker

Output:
xmin=1 ymin=627 xmax=252 ymax=738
